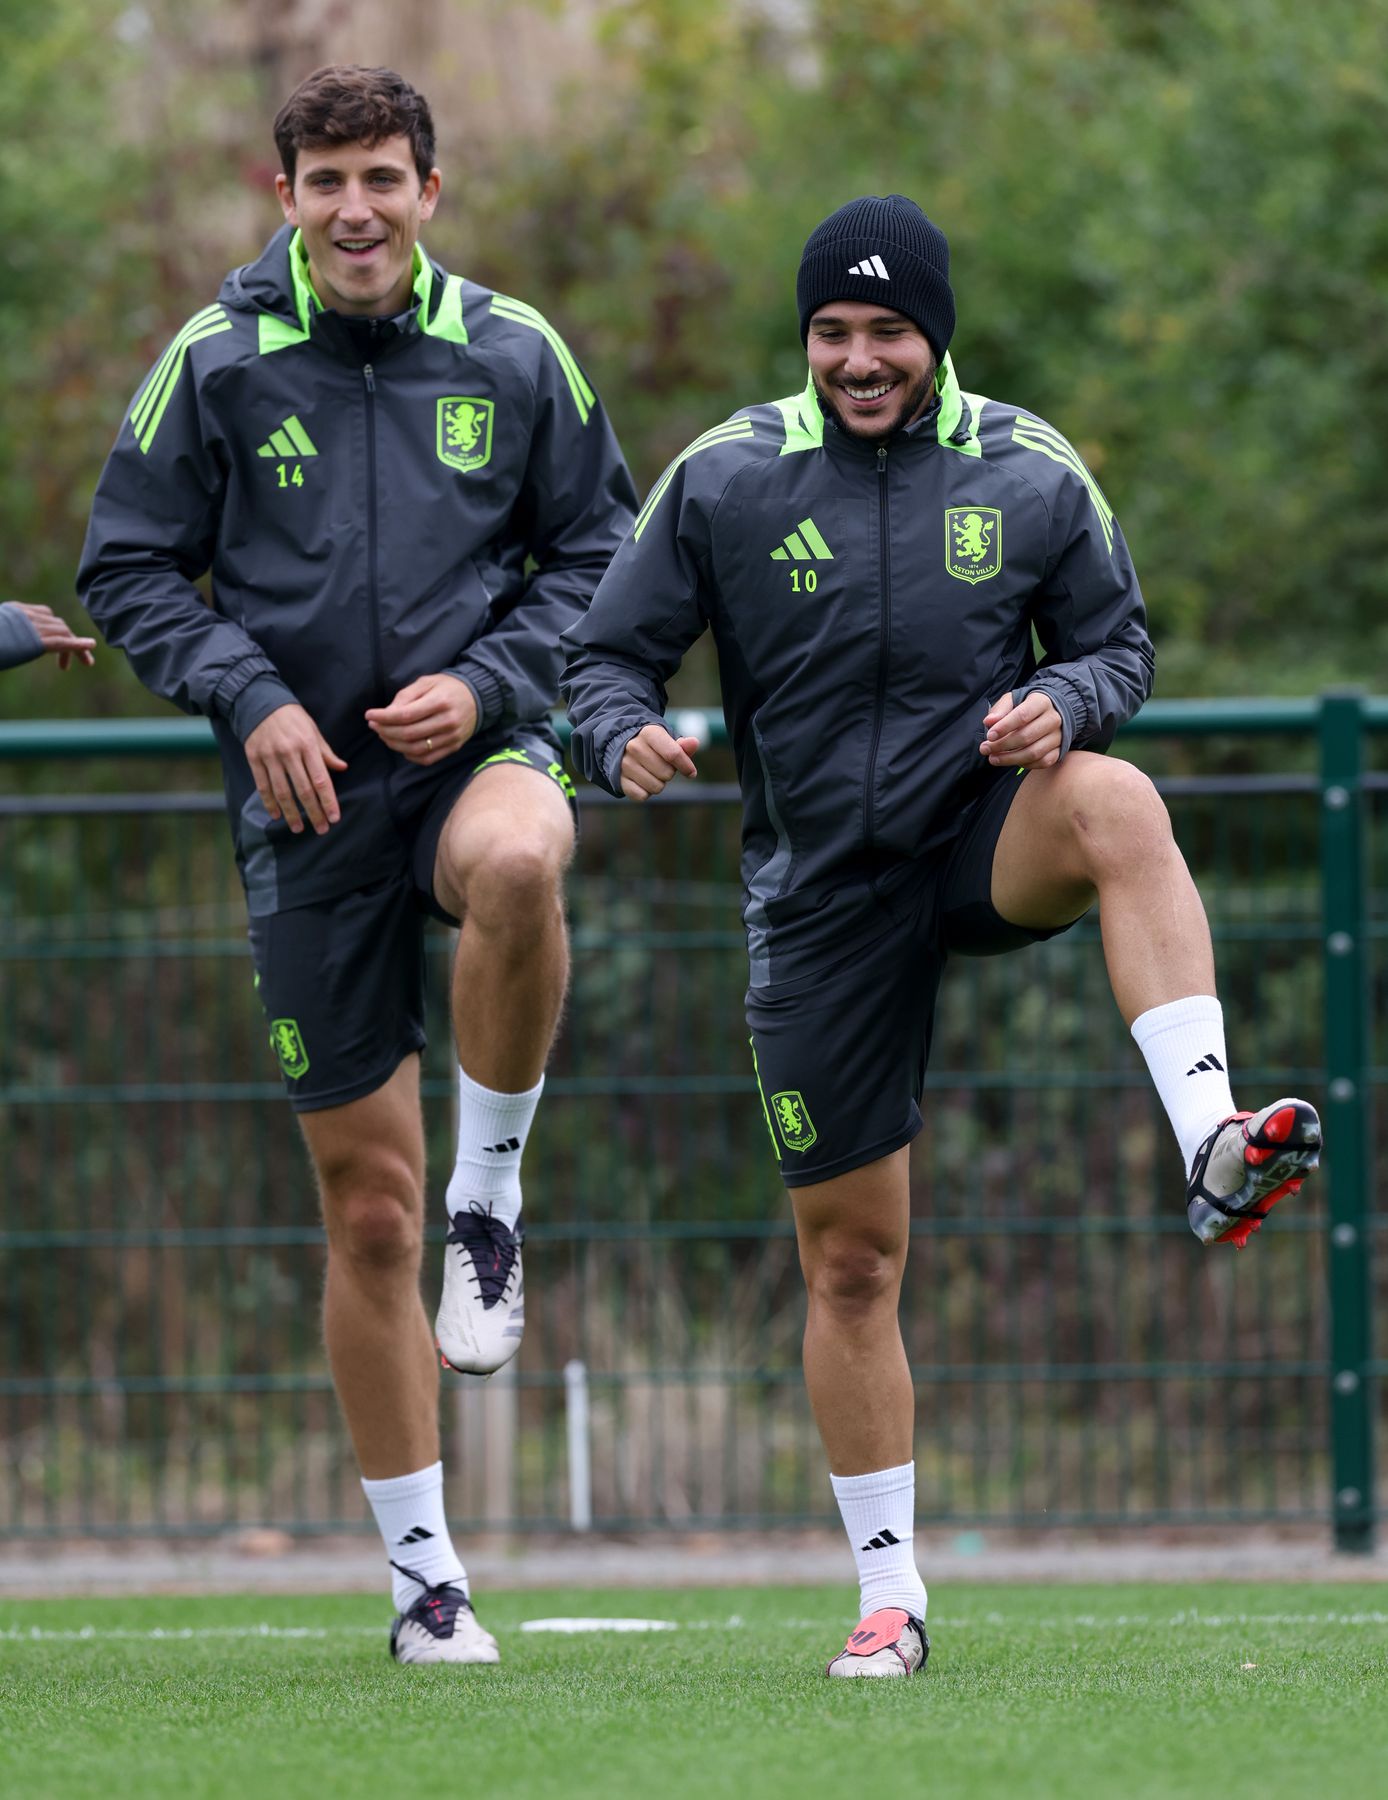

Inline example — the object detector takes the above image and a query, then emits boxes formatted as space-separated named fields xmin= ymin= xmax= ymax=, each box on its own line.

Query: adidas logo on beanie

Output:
xmin=796 ymin=194 xmax=955 ymax=359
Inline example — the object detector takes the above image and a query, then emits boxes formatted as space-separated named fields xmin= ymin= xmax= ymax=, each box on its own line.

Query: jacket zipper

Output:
xmin=362 ymin=362 xmax=387 ymax=708
xmin=863 ymin=443 xmax=891 ymax=848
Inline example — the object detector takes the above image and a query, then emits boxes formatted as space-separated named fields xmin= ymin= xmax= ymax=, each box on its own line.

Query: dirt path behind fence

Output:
xmin=2 ymin=1529 xmax=1385 ymax=1596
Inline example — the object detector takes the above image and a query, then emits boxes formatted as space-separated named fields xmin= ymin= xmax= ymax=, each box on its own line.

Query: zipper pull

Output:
xmin=363 ymin=362 xmax=375 ymax=393
xmin=877 ymin=445 xmax=887 ymax=471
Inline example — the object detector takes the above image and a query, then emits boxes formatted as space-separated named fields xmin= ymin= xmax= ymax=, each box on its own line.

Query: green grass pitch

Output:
xmin=3 ymin=1582 xmax=1385 ymax=1798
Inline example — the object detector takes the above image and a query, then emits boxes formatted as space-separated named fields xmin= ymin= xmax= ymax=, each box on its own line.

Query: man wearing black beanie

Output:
xmin=563 ymin=197 xmax=1321 ymax=1676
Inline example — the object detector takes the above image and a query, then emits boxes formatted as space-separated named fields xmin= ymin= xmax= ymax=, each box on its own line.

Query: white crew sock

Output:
xmin=361 ymin=1461 xmax=468 ymax=1611
xmin=830 ymin=1461 xmax=928 ymax=1622
xmin=445 ymin=1063 xmax=544 ymax=1230
xmin=1130 ymin=995 xmax=1237 ymax=1173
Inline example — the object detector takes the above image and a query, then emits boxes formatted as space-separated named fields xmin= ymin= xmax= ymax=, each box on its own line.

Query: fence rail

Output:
xmin=0 ymin=696 xmax=1381 ymax=1548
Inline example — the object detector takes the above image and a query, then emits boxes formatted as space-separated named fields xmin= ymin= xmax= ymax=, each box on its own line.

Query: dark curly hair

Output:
xmin=273 ymin=65 xmax=437 ymax=188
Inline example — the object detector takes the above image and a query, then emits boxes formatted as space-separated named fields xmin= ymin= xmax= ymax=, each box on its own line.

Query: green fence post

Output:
xmin=1319 ymin=689 xmax=1376 ymax=1552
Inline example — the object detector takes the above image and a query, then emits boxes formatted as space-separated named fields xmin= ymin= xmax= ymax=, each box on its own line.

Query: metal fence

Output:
xmin=0 ymin=696 xmax=1381 ymax=1548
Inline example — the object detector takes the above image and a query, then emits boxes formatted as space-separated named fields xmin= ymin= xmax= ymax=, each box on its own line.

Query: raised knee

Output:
xmin=1059 ymin=753 xmax=1171 ymax=873
xmin=463 ymin=840 xmax=567 ymax=933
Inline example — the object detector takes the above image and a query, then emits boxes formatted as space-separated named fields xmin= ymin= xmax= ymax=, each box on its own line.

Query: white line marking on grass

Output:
xmin=520 ymin=1618 xmax=678 ymax=1634
xmin=3 ymin=1609 xmax=1383 ymax=1647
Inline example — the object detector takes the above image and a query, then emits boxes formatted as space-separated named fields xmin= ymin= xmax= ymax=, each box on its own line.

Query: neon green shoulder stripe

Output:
xmin=1010 ymin=414 xmax=1115 ymax=552
xmin=130 ymin=306 xmax=233 ymax=454
xmin=633 ymin=418 xmax=756 ymax=541
xmin=130 ymin=305 xmax=223 ymax=434
xmin=489 ymin=294 xmax=595 ymax=422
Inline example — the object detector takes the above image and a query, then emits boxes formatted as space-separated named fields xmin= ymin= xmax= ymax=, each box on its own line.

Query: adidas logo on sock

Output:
xmin=256 ymin=414 xmax=319 ymax=459
xmin=848 ymin=255 xmax=891 ymax=279
xmin=770 ymin=517 xmax=835 ymax=562
xmin=1186 ymin=1052 xmax=1225 ymax=1076
xmin=398 ymin=1526 xmax=435 ymax=1545
xmin=482 ymin=1136 xmax=521 ymax=1154
xmin=861 ymin=1528 xmax=901 ymax=1551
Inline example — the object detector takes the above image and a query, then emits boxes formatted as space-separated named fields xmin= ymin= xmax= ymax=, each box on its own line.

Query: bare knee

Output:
xmin=469 ymin=839 xmax=567 ymax=926
xmin=1054 ymin=752 xmax=1174 ymax=881
xmin=320 ymin=1152 xmax=423 ymax=1275
xmin=802 ymin=1233 xmax=903 ymax=1320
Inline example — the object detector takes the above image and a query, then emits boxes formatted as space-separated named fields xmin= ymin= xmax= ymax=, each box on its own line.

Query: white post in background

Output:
xmin=565 ymin=1358 xmax=592 ymax=1532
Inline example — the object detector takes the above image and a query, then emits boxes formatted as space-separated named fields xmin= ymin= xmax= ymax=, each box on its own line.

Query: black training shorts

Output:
xmin=248 ymin=723 xmax=574 ymax=1112
xmin=746 ymin=772 xmax=1085 ymax=1186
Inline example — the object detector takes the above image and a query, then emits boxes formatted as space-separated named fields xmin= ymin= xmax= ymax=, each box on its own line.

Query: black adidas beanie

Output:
xmin=796 ymin=194 xmax=955 ymax=359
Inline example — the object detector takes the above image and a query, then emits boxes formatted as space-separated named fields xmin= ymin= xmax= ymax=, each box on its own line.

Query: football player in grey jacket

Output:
xmin=79 ymin=65 xmax=636 ymax=1664
xmin=563 ymin=195 xmax=1320 ymax=1677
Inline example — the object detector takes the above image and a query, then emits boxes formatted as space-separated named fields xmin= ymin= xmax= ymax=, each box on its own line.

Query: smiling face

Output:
xmin=806 ymin=301 xmax=938 ymax=441
xmin=276 ymin=135 xmax=441 ymax=318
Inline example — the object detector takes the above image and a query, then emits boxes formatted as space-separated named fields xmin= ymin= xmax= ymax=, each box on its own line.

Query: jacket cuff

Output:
xmin=448 ymin=662 xmax=505 ymax=732
xmin=596 ymin=718 xmax=659 ymax=795
xmin=0 ymin=603 xmax=44 ymax=671
xmin=227 ymin=673 xmax=299 ymax=742
xmin=1015 ymin=679 xmax=1079 ymax=758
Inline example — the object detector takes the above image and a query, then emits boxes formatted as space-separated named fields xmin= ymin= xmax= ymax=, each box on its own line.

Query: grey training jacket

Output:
xmin=79 ymin=225 xmax=636 ymax=913
xmin=0 ymin=604 xmax=43 ymax=671
xmin=562 ymin=357 xmax=1154 ymax=982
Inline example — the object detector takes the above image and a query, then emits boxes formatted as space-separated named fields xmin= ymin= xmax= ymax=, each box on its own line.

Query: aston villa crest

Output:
xmin=945 ymin=506 xmax=1002 ymax=584
xmin=437 ymin=396 xmax=494 ymax=473
xmin=771 ymin=1089 xmax=818 ymax=1154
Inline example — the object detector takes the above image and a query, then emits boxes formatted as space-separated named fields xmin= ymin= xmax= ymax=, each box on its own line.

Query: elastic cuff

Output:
xmin=450 ymin=662 xmax=505 ymax=731
xmin=598 ymin=720 xmax=656 ymax=795
xmin=1015 ymin=681 xmax=1077 ymax=757
xmin=830 ymin=1461 xmax=914 ymax=1497
xmin=361 ymin=1459 xmax=443 ymax=1502
xmin=228 ymin=673 xmax=298 ymax=742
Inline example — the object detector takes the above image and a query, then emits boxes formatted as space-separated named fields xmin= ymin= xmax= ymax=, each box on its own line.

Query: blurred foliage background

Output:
xmin=3 ymin=0 xmax=1385 ymax=724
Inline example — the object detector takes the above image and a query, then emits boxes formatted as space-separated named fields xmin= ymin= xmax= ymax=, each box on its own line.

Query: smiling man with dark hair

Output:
xmin=563 ymin=193 xmax=1320 ymax=1677
xmin=79 ymin=63 xmax=636 ymax=1666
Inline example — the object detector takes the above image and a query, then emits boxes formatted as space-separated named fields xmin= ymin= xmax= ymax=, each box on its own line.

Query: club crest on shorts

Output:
xmin=771 ymin=1089 xmax=817 ymax=1154
xmin=945 ymin=506 xmax=1002 ymax=583
xmin=270 ymin=1018 xmax=310 ymax=1080
xmin=437 ymin=396 xmax=494 ymax=473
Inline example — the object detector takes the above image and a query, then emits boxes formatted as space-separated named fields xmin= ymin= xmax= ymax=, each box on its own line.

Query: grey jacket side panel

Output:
xmin=0 ymin=604 xmax=44 ymax=671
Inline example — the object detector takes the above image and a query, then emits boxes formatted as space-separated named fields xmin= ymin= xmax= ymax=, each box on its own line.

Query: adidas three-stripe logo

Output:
xmin=257 ymin=415 xmax=319 ymax=459
xmin=1186 ymin=1052 xmax=1225 ymax=1076
xmin=482 ymin=1136 xmax=521 ymax=1154
xmin=861 ymin=1528 xmax=901 ymax=1551
xmin=770 ymin=517 xmax=834 ymax=561
xmin=397 ymin=1526 xmax=435 ymax=1544
xmin=848 ymin=256 xmax=891 ymax=279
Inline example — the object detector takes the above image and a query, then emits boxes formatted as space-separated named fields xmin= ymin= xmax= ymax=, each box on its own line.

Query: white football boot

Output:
xmin=435 ymin=1203 xmax=525 ymax=1375
xmin=389 ymin=1563 xmax=500 ymax=1665
xmin=826 ymin=1607 xmax=929 ymax=1678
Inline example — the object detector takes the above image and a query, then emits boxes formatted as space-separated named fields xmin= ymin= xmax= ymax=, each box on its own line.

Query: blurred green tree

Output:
xmin=3 ymin=0 xmax=1384 ymax=721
